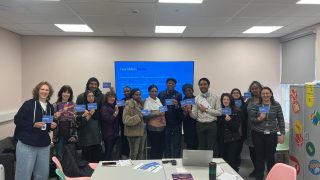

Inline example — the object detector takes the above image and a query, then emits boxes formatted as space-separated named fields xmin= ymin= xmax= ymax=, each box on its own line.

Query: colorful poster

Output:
xmin=306 ymin=142 xmax=315 ymax=157
xmin=289 ymin=155 xmax=301 ymax=175
xmin=294 ymin=120 xmax=303 ymax=147
xmin=308 ymin=160 xmax=320 ymax=175
xmin=310 ymin=111 xmax=320 ymax=126
xmin=290 ymin=88 xmax=300 ymax=114
xmin=306 ymin=84 xmax=314 ymax=107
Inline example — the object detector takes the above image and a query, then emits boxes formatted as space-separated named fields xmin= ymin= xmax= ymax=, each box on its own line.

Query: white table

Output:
xmin=91 ymin=158 xmax=243 ymax=180
xmin=162 ymin=158 xmax=243 ymax=180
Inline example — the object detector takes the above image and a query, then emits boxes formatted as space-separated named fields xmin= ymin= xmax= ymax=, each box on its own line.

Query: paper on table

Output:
xmin=118 ymin=159 xmax=133 ymax=166
xmin=217 ymin=165 xmax=224 ymax=177
xmin=176 ymin=167 xmax=188 ymax=173
xmin=217 ymin=172 xmax=239 ymax=180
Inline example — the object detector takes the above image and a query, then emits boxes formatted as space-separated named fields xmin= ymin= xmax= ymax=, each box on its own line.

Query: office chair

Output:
xmin=266 ymin=163 xmax=296 ymax=180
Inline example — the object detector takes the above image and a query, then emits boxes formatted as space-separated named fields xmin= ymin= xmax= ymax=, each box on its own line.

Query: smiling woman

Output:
xmin=14 ymin=81 xmax=57 ymax=180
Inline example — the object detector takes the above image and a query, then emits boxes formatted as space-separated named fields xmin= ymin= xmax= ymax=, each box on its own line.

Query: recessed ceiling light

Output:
xmin=159 ymin=0 xmax=203 ymax=3
xmin=296 ymin=0 xmax=320 ymax=4
xmin=243 ymin=26 xmax=283 ymax=34
xmin=55 ymin=24 xmax=93 ymax=32
xmin=155 ymin=26 xmax=186 ymax=33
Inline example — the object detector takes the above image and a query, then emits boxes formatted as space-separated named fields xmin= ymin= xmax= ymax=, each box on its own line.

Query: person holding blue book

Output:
xmin=76 ymin=90 xmax=102 ymax=163
xmin=144 ymin=84 xmax=166 ymax=159
xmin=52 ymin=85 xmax=77 ymax=160
xmin=123 ymin=88 xmax=145 ymax=160
xmin=14 ymin=81 xmax=57 ymax=180
xmin=250 ymin=87 xmax=285 ymax=180
xmin=217 ymin=93 xmax=241 ymax=172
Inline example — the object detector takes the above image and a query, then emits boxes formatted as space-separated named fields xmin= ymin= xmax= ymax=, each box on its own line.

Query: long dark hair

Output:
xmin=260 ymin=86 xmax=276 ymax=105
xmin=220 ymin=93 xmax=237 ymax=111
xmin=57 ymin=85 xmax=73 ymax=103
xmin=248 ymin=81 xmax=263 ymax=94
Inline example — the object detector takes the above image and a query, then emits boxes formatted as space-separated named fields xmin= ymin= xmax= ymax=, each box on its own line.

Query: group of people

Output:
xmin=13 ymin=77 xmax=285 ymax=180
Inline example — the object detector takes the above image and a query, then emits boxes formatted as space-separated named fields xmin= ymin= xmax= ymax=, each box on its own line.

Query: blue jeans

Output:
xmin=15 ymin=141 xmax=50 ymax=180
xmin=164 ymin=125 xmax=182 ymax=158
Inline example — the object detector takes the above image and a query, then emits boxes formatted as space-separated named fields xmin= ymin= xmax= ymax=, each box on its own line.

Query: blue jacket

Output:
xmin=14 ymin=99 xmax=54 ymax=147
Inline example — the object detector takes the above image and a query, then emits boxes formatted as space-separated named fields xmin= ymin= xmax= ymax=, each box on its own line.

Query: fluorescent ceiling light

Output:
xmin=19 ymin=0 xmax=61 ymax=1
xmin=159 ymin=0 xmax=203 ymax=3
xmin=243 ymin=26 xmax=283 ymax=34
xmin=155 ymin=26 xmax=186 ymax=33
xmin=55 ymin=24 xmax=93 ymax=32
xmin=296 ymin=0 xmax=320 ymax=4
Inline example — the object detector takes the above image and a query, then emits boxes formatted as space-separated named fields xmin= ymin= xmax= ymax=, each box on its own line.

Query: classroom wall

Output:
xmin=21 ymin=36 xmax=281 ymax=102
xmin=0 ymin=35 xmax=282 ymax=139
xmin=0 ymin=27 xmax=22 ymax=139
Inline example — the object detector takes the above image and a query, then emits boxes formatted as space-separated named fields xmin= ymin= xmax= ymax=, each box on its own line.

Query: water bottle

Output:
xmin=209 ymin=162 xmax=216 ymax=180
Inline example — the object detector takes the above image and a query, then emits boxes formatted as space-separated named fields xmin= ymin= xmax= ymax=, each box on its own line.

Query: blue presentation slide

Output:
xmin=115 ymin=61 xmax=194 ymax=99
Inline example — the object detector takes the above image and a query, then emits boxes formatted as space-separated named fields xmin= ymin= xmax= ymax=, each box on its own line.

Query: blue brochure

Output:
xmin=235 ymin=100 xmax=242 ymax=107
xmin=42 ymin=115 xmax=54 ymax=123
xmin=259 ymin=106 xmax=270 ymax=113
xmin=87 ymin=103 xmax=97 ymax=110
xmin=116 ymin=100 xmax=125 ymax=107
xmin=222 ymin=108 xmax=232 ymax=115
xmin=139 ymin=162 xmax=160 ymax=170
xmin=159 ymin=106 xmax=168 ymax=113
xmin=141 ymin=109 xmax=151 ymax=116
xmin=244 ymin=92 xmax=252 ymax=99
xmin=185 ymin=98 xmax=196 ymax=105
xmin=180 ymin=100 xmax=187 ymax=107
xmin=75 ymin=104 xmax=86 ymax=112
xmin=165 ymin=99 xmax=174 ymax=106
xmin=103 ymin=82 xmax=111 ymax=88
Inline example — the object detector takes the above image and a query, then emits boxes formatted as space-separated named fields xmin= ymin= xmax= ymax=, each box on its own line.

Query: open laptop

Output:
xmin=182 ymin=149 xmax=213 ymax=166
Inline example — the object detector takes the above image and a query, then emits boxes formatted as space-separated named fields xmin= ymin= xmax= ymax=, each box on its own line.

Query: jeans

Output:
xmin=15 ymin=140 xmax=50 ymax=180
xmin=164 ymin=125 xmax=182 ymax=158
xmin=127 ymin=135 xmax=146 ymax=160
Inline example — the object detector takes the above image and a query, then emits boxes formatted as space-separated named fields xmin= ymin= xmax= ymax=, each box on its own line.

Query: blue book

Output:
xmin=180 ymin=100 xmax=187 ymax=107
xmin=103 ymin=82 xmax=111 ymax=88
xmin=42 ymin=115 xmax=54 ymax=123
xmin=116 ymin=100 xmax=125 ymax=107
xmin=75 ymin=104 xmax=86 ymax=112
xmin=165 ymin=99 xmax=174 ymax=106
xmin=244 ymin=92 xmax=252 ymax=99
xmin=159 ymin=106 xmax=168 ymax=112
xmin=185 ymin=98 xmax=196 ymax=105
xmin=87 ymin=103 xmax=97 ymax=110
xmin=222 ymin=107 xmax=232 ymax=115
xmin=235 ymin=100 xmax=242 ymax=107
xmin=141 ymin=109 xmax=151 ymax=116
xmin=259 ymin=106 xmax=270 ymax=113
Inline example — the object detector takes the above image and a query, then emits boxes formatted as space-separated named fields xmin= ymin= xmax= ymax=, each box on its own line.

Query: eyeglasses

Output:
xmin=232 ymin=92 xmax=240 ymax=94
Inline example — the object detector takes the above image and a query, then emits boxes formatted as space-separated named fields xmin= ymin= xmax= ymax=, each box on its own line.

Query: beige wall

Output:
xmin=21 ymin=36 xmax=281 ymax=102
xmin=0 ymin=28 xmax=22 ymax=139
xmin=0 ymin=35 xmax=282 ymax=139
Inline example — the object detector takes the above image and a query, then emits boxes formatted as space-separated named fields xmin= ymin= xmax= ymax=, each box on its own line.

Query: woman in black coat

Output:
xmin=217 ymin=93 xmax=241 ymax=172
